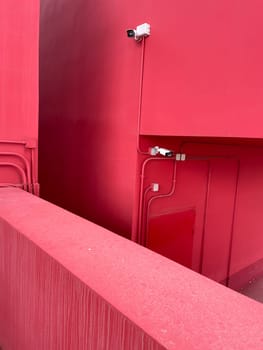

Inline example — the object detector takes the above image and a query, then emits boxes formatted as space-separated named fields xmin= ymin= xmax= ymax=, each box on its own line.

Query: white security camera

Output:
xmin=126 ymin=23 xmax=151 ymax=41
xmin=150 ymin=146 xmax=174 ymax=157
xmin=158 ymin=148 xmax=174 ymax=157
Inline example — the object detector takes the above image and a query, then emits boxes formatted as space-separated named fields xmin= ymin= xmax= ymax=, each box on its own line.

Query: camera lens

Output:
xmin=127 ymin=30 xmax=135 ymax=38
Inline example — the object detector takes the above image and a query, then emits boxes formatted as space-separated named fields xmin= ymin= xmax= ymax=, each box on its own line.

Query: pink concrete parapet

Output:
xmin=0 ymin=187 xmax=263 ymax=349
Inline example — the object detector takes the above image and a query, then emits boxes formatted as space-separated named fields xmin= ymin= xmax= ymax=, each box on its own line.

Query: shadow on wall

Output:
xmin=39 ymin=0 xmax=140 ymax=238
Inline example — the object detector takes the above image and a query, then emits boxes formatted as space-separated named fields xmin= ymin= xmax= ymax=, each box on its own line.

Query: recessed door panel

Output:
xmin=147 ymin=209 xmax=195 ymax=268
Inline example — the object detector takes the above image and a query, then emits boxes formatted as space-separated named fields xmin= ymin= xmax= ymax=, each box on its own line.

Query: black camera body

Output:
xmin=127 ymin=29 xmax=136 ymax=38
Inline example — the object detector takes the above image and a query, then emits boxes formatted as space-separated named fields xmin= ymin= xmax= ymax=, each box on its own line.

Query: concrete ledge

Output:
xmin=0 ymin=188 xmax=263 ymax=349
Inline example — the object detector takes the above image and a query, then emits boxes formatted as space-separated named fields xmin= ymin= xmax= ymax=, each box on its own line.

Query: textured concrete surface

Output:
xmin=1 ymin=188 xmax=263 ymax=349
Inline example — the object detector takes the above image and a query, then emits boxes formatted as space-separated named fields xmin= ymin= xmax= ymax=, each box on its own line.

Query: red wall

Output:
xmin=141 ymin=0 xmax=263 ymax=137
xmin=40 ymin=0 xmax=263 ymax=288
xmin=134 ymin=137 xmax=263 ymax=287
xmin=40 ymin=0 xmax=146 ymax=237
xmin=0 ymin=0 xmax=39 ymax=194
xmin=0 ymin=0 xmax=39 ymax=141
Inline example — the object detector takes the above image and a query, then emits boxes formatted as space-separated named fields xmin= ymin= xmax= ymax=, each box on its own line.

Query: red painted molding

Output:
xmin=0 ymin=188 xmax=263 ymax=349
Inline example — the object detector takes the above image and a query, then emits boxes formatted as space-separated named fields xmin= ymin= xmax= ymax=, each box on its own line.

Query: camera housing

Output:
xmin=150 ymin=146 xmax=174 ymax=157
xmin=126 ymin=23 xmax=150 ymax=41
xmin=158 ymin=148 xmax=174 ymax=157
